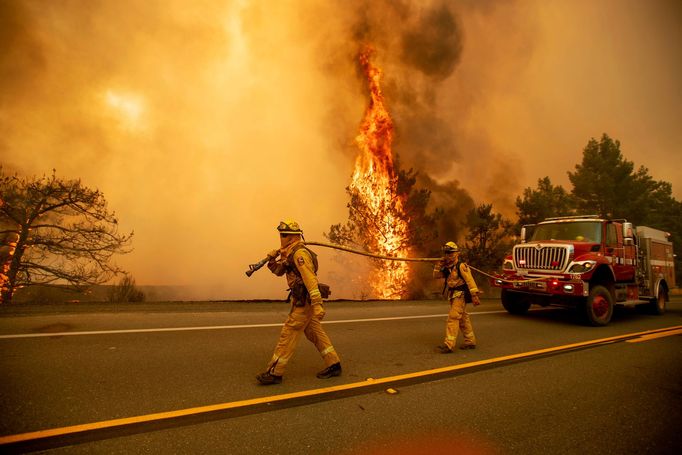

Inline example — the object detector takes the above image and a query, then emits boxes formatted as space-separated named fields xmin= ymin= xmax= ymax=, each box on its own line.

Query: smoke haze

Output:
xmin=2 ymin=0 xmax=680 ymax=299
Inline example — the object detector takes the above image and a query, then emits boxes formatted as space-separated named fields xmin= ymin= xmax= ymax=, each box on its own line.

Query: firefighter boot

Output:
xmin=316 ymin=362 xmax=342 ymax=379
xmin=256 ymin=371 xmax=282 ymax=385
xmin=459 ymin=344 xmax=476 ymax=350
xmin=436 ymin=344 xmax=454 ymax=354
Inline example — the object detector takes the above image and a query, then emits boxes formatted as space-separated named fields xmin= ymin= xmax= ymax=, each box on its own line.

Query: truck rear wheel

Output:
xmin=583 ymin=285 xmax=614 ymax=326
xmin=501 ymin=289 xmax=531 ymax=315
xmin=648 ymin=288 xmax=667 ymax=315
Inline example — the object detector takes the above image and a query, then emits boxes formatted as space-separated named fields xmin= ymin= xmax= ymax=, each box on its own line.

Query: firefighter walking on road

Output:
xmin=256 ymin=220 xmax=341 ymax=385
xmin=433 ymin=241 xmax=481 ymax=353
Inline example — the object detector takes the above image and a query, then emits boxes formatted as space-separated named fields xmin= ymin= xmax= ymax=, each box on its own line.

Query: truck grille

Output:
xmin=514 ymin=244 xmax=569 ymax=271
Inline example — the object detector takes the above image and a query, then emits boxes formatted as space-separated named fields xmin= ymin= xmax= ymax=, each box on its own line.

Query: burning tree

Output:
xmin=327 ymin=47 xmax=439 ymax=299
xmin=0 ymin=169 xmax=133 ymax=304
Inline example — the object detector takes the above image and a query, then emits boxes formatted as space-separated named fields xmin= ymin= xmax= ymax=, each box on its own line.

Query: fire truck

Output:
xmin=492 ymin=215 xmax=676 ymax=326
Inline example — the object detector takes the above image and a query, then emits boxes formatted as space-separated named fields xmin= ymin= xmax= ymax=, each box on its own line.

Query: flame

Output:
xmin=0 ymin=233 xmax=18 ymax=303
xmin=349 ymin=47 xmax=410 ymax=299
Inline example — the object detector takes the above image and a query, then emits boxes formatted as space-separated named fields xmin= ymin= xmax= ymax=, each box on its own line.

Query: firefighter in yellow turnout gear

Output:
xmin=256 ymin=220 xmax=341 ymax=385
xmin=433 ymin=241 xmax=481 ymax=353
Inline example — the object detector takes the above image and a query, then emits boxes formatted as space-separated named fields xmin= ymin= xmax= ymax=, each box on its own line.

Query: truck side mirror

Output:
xmin=520 ymin=226 xmax=527 ymax=243
xmin=623 ymin=222 xmax=634 ymax=245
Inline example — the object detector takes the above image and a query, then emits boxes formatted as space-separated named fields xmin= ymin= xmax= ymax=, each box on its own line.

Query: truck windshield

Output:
xmin=531 ymin=221 xmax=602 ymax=242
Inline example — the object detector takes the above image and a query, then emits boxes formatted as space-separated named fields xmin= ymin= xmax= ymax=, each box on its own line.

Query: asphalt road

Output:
xmin=1 ymin=297 xmax=681 ymax=454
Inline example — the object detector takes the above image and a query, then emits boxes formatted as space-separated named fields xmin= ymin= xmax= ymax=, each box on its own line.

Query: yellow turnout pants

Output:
xmin=444 ymin=295 xmax=476 ymax=350
xmin=267 ymin=302 xmax=339 ymax=376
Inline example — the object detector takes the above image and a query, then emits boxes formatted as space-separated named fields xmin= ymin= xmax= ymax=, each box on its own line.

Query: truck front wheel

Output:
xmin=501 ymin=289 xmax=531 ymax=315
xmin=582 ymin=285 xmax=614 ymax=326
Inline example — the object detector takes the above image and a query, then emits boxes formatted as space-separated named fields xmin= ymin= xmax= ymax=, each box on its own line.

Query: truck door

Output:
xmin=607 ymin=222 xmax=634 ymax=282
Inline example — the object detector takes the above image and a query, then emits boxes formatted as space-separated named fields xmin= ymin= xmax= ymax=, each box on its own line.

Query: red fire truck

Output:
xmin=492 ymin=215 xmax=676 ymax=326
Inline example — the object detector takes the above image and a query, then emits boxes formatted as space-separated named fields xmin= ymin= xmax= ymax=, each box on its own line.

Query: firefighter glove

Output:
xmin=267 ymin=249 xmax=279 ymax=259
xmin=472 ymin=294 xmax=481 ymax=306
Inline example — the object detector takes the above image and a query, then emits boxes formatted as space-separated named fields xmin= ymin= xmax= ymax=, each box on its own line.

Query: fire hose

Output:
xmin=245 ymin=240 xmax=543 ymax=284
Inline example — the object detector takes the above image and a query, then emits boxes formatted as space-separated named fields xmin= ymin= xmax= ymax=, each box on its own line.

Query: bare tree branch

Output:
xmin=1 ymin=168 xmax=133 ymax=303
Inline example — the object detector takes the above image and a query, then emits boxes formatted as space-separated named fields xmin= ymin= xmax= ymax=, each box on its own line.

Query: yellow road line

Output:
xmin=1 ymin=325 xmax=680 ymax=449
xmin=626 ymin=328 xmax=682 ymax=343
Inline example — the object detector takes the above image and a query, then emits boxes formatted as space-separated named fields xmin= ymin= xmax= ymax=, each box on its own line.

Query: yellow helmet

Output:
xmin=443 ymin=241 xmax=459 ymax=253
xmin=277 ymin=220 xmax=303 ymax=234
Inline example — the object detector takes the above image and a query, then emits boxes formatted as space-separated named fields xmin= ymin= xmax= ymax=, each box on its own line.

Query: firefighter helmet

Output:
xmin=277 ymin=220 xmax=303 ymax=234
xmin=443 ymin=241 xmax=460 ymax=253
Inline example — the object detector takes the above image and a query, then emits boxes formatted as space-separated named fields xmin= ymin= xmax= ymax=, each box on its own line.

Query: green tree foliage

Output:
xmin=396 ymin=167 xmax=441 ymax=256
xmin=464 ymin=204 xmax=515 ymax=272
xmin=515 ymin=177 xmax=576 ymax=226
xmin=568 ymin=134 xmax=630 ymax=218
xmin=397 ymin=168 xmax=444 ymax=299
xmin=0 ymin=169 xmax=133 ymax=304
xmin=415 ymin=174 xmax=475 ymax=256
xmin=568 ymin=134 xmax=671 ymax=224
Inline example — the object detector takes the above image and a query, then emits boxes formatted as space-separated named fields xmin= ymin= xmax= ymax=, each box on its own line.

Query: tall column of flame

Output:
xmin=350 ymin=47 xmax=410 ymax=298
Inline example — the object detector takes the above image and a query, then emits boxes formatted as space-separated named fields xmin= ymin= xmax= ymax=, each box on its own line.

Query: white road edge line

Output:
xmin=0 ymin=310 xmax=513 ymax=339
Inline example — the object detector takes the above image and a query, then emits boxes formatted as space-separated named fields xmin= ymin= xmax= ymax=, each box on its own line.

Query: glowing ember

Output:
xmin=350 ymin=47 xmax=410 ymax=298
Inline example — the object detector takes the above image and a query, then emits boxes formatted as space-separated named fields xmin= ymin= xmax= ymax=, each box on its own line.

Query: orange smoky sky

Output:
xmin=1 ymin=0 xmax=680 ymax=299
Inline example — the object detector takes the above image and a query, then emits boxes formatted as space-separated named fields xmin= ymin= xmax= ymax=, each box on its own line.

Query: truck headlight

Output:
xmin=568 ymin=261 xmax=596 ymax=274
